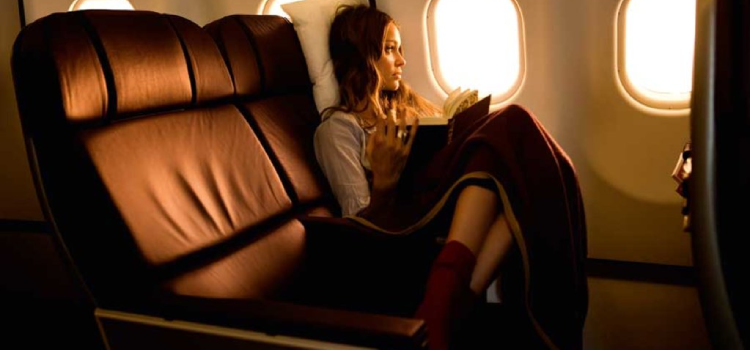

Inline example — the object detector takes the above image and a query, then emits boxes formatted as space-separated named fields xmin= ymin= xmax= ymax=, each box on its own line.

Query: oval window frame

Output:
xmin=615 ymin=0 xmax=695 ymax=113
xmin=68 ymin=0 xmax=134 ymax=11
xmin=259 ymin=0 xmax=296 ymax=19
xmin=425 ymin=0 xmax=526 ymax=104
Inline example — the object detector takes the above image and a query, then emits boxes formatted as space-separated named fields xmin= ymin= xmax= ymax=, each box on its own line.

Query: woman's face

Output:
xmin=376 ymin=22 xmax=405 ymax=91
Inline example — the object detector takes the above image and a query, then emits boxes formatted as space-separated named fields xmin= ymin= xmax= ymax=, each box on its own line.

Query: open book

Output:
xmin=410 ymin=88 xmax=490 ymax=147
xmin=420 ymin=87 xmax=482 ymax=126
xmin=402 ymin=89 xmax=491 ymax=179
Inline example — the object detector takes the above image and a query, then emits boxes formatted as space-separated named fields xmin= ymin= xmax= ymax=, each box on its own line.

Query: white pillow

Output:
xmin=282 ymin=0 xmax=368 ymax=114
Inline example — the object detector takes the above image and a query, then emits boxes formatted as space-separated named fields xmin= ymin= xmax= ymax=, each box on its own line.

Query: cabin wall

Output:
xmin=0 ymin=0 xmax=42 ymax=221
xmin=21 ymin=0 xmax=265 ymax=26
xmin=382 ymin=0 xmax=692 ymax=267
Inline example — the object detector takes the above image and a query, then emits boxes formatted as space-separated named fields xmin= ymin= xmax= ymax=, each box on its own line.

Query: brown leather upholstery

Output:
xmin=12 ymin=10 xmax=317 ymax=304
xmin=12 ymin=10 xmax=430 ymax=348
xmin=206 ymin=15 xmax=331 ymax=207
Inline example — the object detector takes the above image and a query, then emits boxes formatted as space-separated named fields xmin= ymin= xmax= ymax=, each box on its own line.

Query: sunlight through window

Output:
xmin=261 ymin=0 xmax=301 ymax=20
xmin=428 ymin=0 xmax=524 ymax=103
xmin=618 ymin=0 xmax=696 ymax=110
xmin=68 ymin=0 xmax=134 ymax=11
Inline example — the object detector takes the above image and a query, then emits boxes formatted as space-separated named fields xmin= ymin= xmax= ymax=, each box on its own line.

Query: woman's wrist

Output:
xmin=358 ymin=183 xmax=397 ymax=221
xmin=372 ymin=179 xmax=397 ymax=194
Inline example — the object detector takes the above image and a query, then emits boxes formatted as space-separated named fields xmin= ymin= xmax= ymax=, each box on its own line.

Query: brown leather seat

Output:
xmin=11 ymin=10 xmax=434 ymax=349
xmin=203 ymin=14 xmax=445 ymax=317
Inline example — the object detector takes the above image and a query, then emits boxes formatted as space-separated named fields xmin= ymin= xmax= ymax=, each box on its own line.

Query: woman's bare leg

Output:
xmin=416 ymin=184 xmax=512 ymax=350
xmin=445 ymin=185 xmax=499 ymax=254
xmin=446 ymin=186 xmax=514 ymax=293
xmin=470 ymin=213 xmax=514 ymax=294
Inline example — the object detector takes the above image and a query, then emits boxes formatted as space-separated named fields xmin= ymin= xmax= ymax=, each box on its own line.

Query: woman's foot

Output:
xmin=415 ymin=241 xmax=478 ymax=350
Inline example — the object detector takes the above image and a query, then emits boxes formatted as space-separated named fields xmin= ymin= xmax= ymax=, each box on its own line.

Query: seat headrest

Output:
xmin=204 ymin=15 xmax=311 ymax=98
xmin=12 ymin=10 xmax=233 ymax=131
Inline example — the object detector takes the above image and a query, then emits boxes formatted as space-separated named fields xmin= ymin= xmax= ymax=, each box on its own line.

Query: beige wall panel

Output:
xmin=0 ymin=1 xmax=43 ymax=221
xmin=381 ymin=0 xmax=692 ymax=266
xmin=23 ymin=0 xmax=267 ymax=26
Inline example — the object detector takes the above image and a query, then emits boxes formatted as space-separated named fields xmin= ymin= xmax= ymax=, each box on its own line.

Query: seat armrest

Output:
xmin=150 ymin=294 xmax=427 ymax=350
xmin=296 ymin=215 xmax=442 ymax=317
xmin=298 ymin=215 xmax=438 ymax=245
xmin=298 ymin=215 xmax=441 ymax=267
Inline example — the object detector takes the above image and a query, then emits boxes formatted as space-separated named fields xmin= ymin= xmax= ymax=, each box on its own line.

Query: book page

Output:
xmin=445 ymin=89 xmax=479 ymax=118
xmin=419 ymin=87 xmax=482 ymax=126
xmin=448 ymin=94 xmax=491 ymax=143
xmin=454 ymin=90 xmax=479 ymax=115
xmin=443 ymin=87 xmax=464 ymax=117
xmin=418 ymin=115 xmax=449 ymax=126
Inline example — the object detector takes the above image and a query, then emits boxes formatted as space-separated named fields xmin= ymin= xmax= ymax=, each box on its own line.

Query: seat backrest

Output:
xmin=11 ymin=10 xmax=327 ymax=308
xmin=204 ymin=15 xmax=333 ymax=210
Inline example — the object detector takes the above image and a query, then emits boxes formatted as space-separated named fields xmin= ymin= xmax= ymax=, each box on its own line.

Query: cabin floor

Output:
xmin=584 ymin=276 xmax=712 ymax=350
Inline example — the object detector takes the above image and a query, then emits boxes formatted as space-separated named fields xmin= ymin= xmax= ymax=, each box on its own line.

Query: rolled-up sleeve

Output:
xmin=314 ymin=114 xmax=370 ymax=216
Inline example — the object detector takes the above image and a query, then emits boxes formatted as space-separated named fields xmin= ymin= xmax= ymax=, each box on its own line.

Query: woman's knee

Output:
xmin=484 ymin=103 xmax=538 ymax=136
xmin=458 ymin=184 xmax=499 ymax=207
xmin=504 ymin=104 xmax=537 ymax=125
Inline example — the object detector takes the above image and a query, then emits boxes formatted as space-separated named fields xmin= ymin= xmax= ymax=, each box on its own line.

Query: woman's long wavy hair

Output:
xmin=322 ymin=5 xmax=440 ymax=126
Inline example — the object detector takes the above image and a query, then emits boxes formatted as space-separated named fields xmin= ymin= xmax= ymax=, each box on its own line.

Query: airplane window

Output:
xmin=427 ymin=0 xmax=524 ymax=103
xmin=617 ymin=0 xmax=696 ymax=111
xmin=261 ymin=0 xmax=300 ymax=20
xmin=68 ymin=0 xmax=134 ymax=11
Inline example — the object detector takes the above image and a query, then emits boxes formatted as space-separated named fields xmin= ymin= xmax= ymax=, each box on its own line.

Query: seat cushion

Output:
xmin=161 ymin=219 xmax=306 ymax=299
xmin=81 ymin=105 xmax=293 ymax=265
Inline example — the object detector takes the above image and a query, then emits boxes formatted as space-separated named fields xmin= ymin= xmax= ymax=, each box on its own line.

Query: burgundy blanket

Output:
xmin=348 ymin=104 xmax=588 ymax=350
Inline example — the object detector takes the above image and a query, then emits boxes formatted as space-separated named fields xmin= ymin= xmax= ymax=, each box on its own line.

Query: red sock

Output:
xmin=415 ymin=241 xmax=477 ymax=350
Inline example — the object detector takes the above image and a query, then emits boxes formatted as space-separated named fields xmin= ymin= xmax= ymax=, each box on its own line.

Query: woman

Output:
xmin=314 ymin=5 xmax=587 ymax=350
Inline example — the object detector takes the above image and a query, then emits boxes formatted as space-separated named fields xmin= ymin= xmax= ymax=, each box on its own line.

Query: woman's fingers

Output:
xmin=405 ymin=116 xmax=419 ymax=151
xmin=366 ymin=124 xmax=376 ymax=159
xmin=397 ymin=115 xmax=407 ymax=144
xmin=373 ymin=111 xmax=386 ymax=141
xmin=397 ymin=110 xmax=406 ymax=142
xmin=386 ymin=109 xmax=397 ymax=143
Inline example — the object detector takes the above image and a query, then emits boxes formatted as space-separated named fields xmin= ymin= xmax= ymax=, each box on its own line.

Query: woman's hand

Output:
xmin=366 ymin=107 xmax=419 ymax=192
